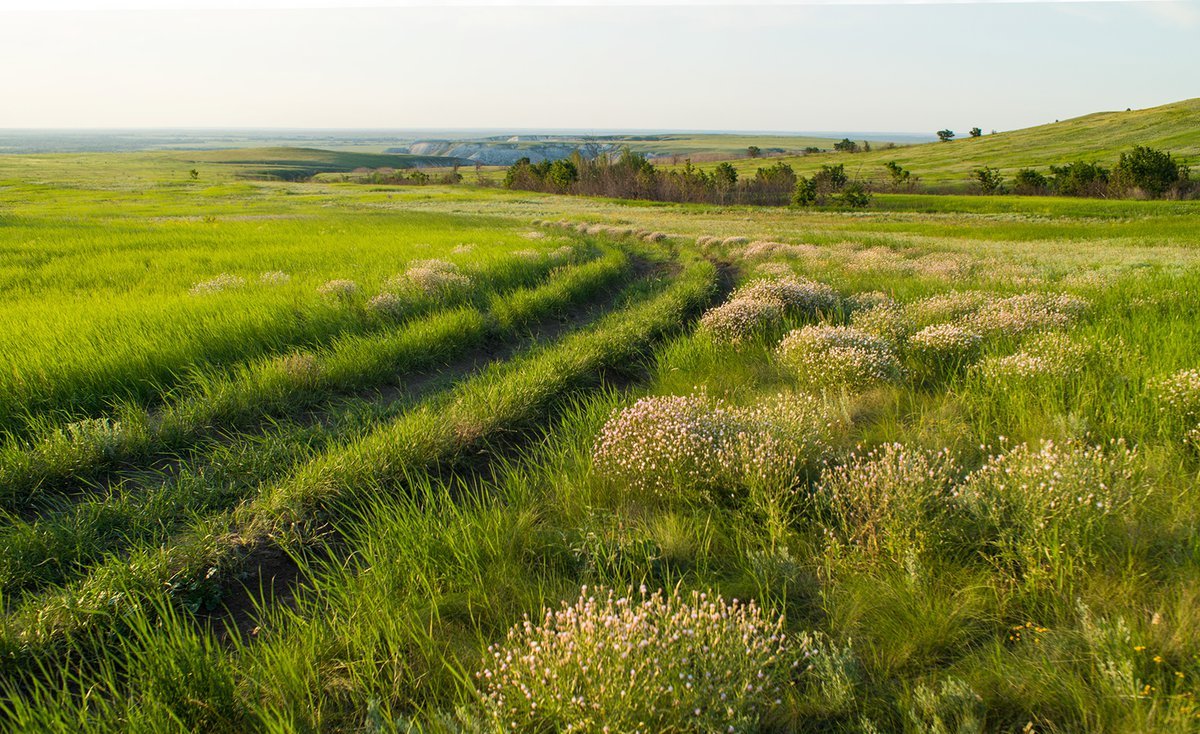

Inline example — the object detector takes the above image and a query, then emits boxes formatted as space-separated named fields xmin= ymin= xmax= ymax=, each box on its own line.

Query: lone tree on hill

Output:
xmin=969 ymin=127 xmax=983 ymax=138
xmin=746 ymin=145 xmax=761 ymax=158
xmin=937 ymin=129 xmax=955 ymax=142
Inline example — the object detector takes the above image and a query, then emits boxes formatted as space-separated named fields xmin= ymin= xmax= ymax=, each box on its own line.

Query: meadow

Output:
xmin=0 ymin=151 xmax=1199 ymax=733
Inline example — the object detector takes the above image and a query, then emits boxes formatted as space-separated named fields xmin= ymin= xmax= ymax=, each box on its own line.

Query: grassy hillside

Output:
xmin=710 ymin=97 xmax=1200 ymax=188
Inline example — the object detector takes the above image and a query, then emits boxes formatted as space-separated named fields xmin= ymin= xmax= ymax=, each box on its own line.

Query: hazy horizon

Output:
xmin=1 ymin=1 xmax=1198 ymax=133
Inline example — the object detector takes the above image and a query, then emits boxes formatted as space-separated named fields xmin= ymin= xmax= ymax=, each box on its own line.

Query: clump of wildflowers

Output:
xmin=904 ymin=291 xmax=995 ymax=327
xmin=317 ymin=279 xmax=359 ymax=300
xmin=908 ymin=323 xmax=984 ymax=380
xmin=258 ymin=270 xmax=290 ymax=286
xmin=592 ymin=392 xmax=836 ymax=502
xmin=846 ymin=291 xmax=895 ymax=312
xmin=189 ymin=273 xmax=245 ymax=296
xmin=752 ymin=262 xmax=795 ymax=279
xmin=850 ymin=303 xmax=911 ymax=344
xmin=1151 ymin=368 xmax=1200 ymax=422
xmin=698 ymin=297 xmax=784 ymax=344
xmin=475 ymin=585 xmax=806 ymax=734
xmin=388 ymin=259 xmax=473 ymax=300
xmin=741 ymin=240 xmax=822 ymax=260
xmin=366 ymin=291 xmax=409 ymax=319
xmin=815 ymin=443 xmax=960 ymax=558
xmin=975 ymin=332 xmax=1096 ymax=380
xmin=777 ymin=325 xmax=901 ymax=390
xmin=956 ymin=438 xmax=1148 ymax=581
xmin=272 ymin=352 xmax=322 ymax=388
xmin=963 ymin=292 xmax=1089 ymax=338
xmin=733 ymin=276 xmax=840 ymax=317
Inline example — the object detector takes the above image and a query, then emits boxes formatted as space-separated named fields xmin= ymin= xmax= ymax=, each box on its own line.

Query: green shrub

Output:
xmin=1111 ymin=145 xmax=1188 ymax=198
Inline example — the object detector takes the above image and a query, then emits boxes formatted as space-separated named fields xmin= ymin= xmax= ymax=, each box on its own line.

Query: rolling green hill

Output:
xmin=712 ymin=97 xmax=1200 ymax=188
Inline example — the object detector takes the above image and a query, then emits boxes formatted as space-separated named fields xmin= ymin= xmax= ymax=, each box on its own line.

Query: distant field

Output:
xmin=2 ymin=152 xmax=1200 ymax=733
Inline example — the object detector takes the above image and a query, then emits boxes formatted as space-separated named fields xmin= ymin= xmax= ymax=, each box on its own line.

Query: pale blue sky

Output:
xmin=0 ymin=1 xmax=1196 ymax=133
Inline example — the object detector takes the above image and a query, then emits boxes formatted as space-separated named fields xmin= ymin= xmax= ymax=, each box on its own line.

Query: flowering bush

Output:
xmin=592 ymin=392 xmax=836 ymax=502
xmin=776 ymin=325 xmax=901 ymax=390
xmin=815 ymin=444 xmax=960 ymax=558
xmin=908 ymin=323 xmax=984 ymax=380
xmin=963 ymin=292 xmax=1089 ymax=338
xmin=316 ymin=279 xmax=359 ymax=300
xmin=387 ymin=259 xmax=473 ymax=300
xmin=366 ymin=291 xmax=410 ymax=319
xmin=975 ymin=332 xmax=1096 ymax=380
xmin=955 ymin=439 xmax=1148 ymax=581
xmin=697 ymin=298 xmax=784 ymax=345
xmin=904 ymin=291 xmax=995 ymax=327
xmin=846 ymin=291 xmax=895 ymax=312
xmin=733 ymin=277 xmax=840 ymax=317
xmin=475 ymin=586 xmax=805 ymax=734
xmin=189 ymin=273 xmax=245 ymax=296
xmin=741 ymin=240 xmax=822 ymax=260
xmin=850 ymin=303 xmax=911 ymax=345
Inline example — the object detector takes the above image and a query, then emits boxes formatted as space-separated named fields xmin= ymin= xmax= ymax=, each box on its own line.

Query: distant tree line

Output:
xmin=503 ymin=149 xmax=839 ymax=206
xmin=500 ymin=144 xmax=1191 ymax=208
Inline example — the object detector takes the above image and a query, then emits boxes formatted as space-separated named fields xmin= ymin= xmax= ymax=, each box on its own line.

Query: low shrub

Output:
xmin=592 ymin=392 xmax=836 ymax=502
xmin=475 ymin=585 xmax=806 ymax=733
xmin=955 ymin=439 xmax=1149 ymax=584
xmin=776 ymin=325 xmax=901 ymax=390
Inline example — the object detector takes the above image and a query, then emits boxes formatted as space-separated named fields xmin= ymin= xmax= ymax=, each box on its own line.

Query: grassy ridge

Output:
xmin=707 ymin=97 xmax=1200 ymax=187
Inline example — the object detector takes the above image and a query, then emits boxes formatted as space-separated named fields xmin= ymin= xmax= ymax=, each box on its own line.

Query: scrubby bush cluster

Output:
xmin=963 ymin=292 xmax=1089 ymax=337
xmin=698 ymin=276 xmax=840 ymax=344
xmin=592 ymin=392 xmax=837 ymax=501
xmin=776 ymin=325 xmax=902 ymax=390
xmin=815 ymin=443 xmax=961 ymax=558
xmin=698 ymin=297 xmax=785 ymax=344
xmin=475 ymin=586 xmax=804 ymax=734
xmin=956 ymin=439 xmax=1148 ymax=581
xmin=1002 ymin=146 xmax=1192 ymax=199
xmin=975 ymin=332 xmax=1098 ymax=380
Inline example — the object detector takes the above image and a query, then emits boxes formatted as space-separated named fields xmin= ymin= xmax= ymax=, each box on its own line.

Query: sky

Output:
xmin=0 ymin=0 xmax=1197 ymax=133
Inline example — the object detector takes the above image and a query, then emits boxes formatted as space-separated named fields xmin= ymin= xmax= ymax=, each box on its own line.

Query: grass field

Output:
xmin=1 ymin=149 xmax=1199 ymax=733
